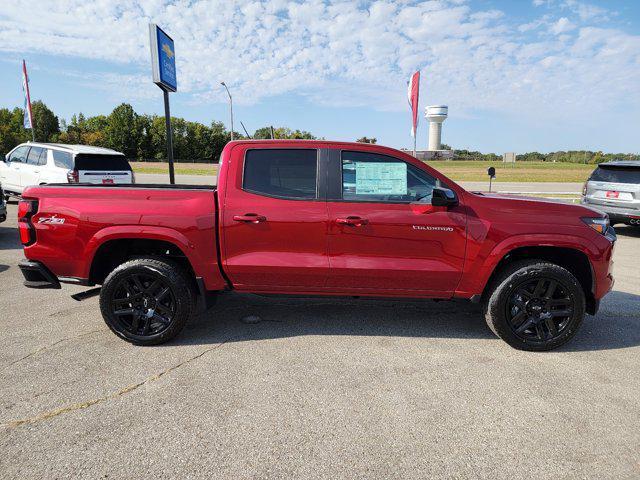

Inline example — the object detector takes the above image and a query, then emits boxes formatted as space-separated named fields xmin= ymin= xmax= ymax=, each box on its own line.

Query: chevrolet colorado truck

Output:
xmin=17 ymin=140 xmax=616 ymax=351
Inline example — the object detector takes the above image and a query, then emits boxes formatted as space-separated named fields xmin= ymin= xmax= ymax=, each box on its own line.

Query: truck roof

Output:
xmin=26 ymin=142 xmax=124 ymax=156
xmin=226 ymin=139 xmax=385 ymax=148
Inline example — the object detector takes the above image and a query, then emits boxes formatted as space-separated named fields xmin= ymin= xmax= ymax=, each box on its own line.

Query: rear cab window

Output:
xmin=590 ymin=165 xmax=640 ymax=184
xmin=341 ymin=150 xmax=439 ymax=203
xmin=74 ymin=154 xmax=132 ymax=171
xmin=243 ymin=149 xmax=318 ymax=199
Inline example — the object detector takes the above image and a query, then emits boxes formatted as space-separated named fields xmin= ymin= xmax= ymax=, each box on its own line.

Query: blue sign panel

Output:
xmin=149 ymin=24 xmax=177 ymax=92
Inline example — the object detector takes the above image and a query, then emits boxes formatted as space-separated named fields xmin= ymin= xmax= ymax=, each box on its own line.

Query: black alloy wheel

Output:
xmin=484 ymin=260 xmax=586 ymax=351
xmin=506 ymin=277 xmax=575 ymax=342
xmin=99 ymin=257 xmax=195 ymax=345
xmin=109 ymin=272 xmax=176 ymax=337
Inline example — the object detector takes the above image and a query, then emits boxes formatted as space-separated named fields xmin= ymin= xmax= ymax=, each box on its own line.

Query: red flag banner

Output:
xmin=407 ymin=70 xmax=420 ymax=137
xmin=22 ymin=60 xmax=33 ymax=130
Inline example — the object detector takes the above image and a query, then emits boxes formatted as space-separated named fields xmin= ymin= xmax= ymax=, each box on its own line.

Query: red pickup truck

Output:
xmin=17 ymin=140 xmax=616 ymax=351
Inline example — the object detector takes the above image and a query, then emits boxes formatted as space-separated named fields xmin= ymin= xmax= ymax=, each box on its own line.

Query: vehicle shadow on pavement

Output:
xmin=0 ymin=226 xmax=21 ymax=250
xmin=614 ymin=225 xmax=640 ymax=238
xmin=173 ymin=292 xmax=494 ymax=347
xmin=561 ymin=290 xmax=640 ymax=352
xmin=170 ymin=290 xmax=640 ymax=352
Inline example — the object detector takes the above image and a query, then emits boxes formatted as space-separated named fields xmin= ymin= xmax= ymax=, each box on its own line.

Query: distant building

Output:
xmin=503 ymin=152 xmax=516 ymax=163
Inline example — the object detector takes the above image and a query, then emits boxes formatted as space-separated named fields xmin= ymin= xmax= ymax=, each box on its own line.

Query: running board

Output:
xmin=71 ymin=287 xmax=102 ymax=302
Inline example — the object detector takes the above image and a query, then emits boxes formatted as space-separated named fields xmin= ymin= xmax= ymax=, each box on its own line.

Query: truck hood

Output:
xmin=469 ymin=192 xmax=606 ymax=219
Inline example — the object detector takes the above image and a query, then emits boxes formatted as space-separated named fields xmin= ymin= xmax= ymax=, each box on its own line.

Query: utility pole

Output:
xmin=221 ymin=82 xmax=234 ymax=141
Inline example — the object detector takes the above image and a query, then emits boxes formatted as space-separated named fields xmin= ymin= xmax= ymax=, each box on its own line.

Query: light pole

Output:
xmin=221 ymin=82 xmax=234 ymax=141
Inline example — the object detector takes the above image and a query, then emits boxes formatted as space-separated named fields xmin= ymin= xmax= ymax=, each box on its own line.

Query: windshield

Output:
xmin=590 ymin=165 xmax=640 ymax=184
xmin=74 ymin=154 xmax=132 ymax=171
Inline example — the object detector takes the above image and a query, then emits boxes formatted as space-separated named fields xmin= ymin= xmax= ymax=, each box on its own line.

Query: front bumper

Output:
xmin=19 ymin=260 xmax=61 ymax=289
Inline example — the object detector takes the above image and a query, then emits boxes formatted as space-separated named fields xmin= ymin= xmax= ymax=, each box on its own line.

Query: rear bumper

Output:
xmin=19 ymin=260 xmax=61 ymax=289
xmin=581 ymin=199 xmax=640 ymax=224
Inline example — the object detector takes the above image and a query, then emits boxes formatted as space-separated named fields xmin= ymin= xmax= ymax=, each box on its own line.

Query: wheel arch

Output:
xmin=88 ymin=238 xmax=198 ymax=288
xmin=481 ymin=245 xmax=596 ymax=314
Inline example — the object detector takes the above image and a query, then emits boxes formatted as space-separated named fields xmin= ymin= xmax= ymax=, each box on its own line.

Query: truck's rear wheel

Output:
xmin=483 ymin=260 xmax=586 ymax=351
xmin=99 ymin=257 xmax=195 ymax=345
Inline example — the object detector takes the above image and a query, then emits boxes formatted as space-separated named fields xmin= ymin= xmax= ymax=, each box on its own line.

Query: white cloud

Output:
xmin=0 ymin=0 xmax=638 ymax=124
xmin=549 ymin=17 xmax=575 ymax=34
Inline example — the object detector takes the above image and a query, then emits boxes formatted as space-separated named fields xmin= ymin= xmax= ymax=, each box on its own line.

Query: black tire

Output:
xmin=483 ymin=260 xmax=586 ymax=351
xmin=99 ymin=257 xmax=195 ymax=345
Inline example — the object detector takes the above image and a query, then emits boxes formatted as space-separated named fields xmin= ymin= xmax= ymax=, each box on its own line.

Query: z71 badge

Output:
xmin=38 ymin=216 xmax=65 ymax=225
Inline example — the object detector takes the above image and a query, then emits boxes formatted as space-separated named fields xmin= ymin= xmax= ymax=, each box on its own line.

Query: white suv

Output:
xmin=1 ymin=142 xmax=134 ymax=198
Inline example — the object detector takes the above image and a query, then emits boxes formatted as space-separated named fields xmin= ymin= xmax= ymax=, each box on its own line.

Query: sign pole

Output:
xmin=163 ymin=89 xmax=175 ymax=184
xmin=149 ymin=23 xmax=178 ymax=185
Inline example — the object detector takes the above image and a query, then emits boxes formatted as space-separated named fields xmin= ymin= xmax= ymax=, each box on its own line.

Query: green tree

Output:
xmin=0 ymin=107 xmax=30 ymax=156
xmin=254 ymin=126 xmax=315 ymax=140
xmin=105 ymin=103 xmax=141 ymax=158
xmin=356 ymin=136 xmax=377 ymax=144
xmin=31 ymin=100 xmax=59 ymax=142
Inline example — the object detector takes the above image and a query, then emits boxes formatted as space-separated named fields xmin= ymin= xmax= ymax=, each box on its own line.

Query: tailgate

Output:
xmin=75 ymin=153 xmax=134 ymax=184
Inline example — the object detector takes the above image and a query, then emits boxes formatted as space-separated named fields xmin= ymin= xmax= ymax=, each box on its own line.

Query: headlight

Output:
xmin=581 ymin=216 xmax=610 ymax=235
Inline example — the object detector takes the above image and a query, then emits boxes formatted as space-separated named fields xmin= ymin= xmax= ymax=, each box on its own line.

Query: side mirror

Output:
xmin=487 ymin=166 xmax=496 ymax=178
xmin=431 ymin=187 xmax=458 ymax=207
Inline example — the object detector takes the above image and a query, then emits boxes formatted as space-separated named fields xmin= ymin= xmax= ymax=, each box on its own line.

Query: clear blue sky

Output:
xmin=1 ymin=0 xmax=639 ymax=153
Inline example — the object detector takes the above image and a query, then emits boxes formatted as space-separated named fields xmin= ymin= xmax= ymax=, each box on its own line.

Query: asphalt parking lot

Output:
xmin=1 ymin=200 xmax=639 ymax=479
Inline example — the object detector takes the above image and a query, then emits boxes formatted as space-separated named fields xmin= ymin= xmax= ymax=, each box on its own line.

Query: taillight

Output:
xmin=131 ymin=171 xmax=136 ymax=184
xmin=18 ymin=199 xmax=38 ymax=246
xmin=67 ymin=169 xmax=79 ymax=183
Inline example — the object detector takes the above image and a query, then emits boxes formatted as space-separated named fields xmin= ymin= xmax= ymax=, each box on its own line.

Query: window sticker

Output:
xmin=355 ymin=162 xmax=407 ymax=195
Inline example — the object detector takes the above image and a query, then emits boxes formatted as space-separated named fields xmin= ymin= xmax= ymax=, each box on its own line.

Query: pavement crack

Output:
xmin=1 ymin=337 xmax=238 ymax=430
xmin=4 ymin=330 xmax=102 ymax=368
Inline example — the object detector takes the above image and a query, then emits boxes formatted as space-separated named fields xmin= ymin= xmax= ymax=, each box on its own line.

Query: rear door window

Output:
xmin=590 ymin=166 xmax=640 ymax=184
xmin=38 ymin=149 xmax=49 ymax=166
xmin=74 ymin=154 xmax=132 ymax=171
xmin=26 ymin=147 xmax=44 ymax=165
xmin=52 ymin=150 xmax=73 ymax=169
xmin=9 ymin=146 xmax=30 ymax=163
xmin=243 ymin=149 xmax=318 ymax=199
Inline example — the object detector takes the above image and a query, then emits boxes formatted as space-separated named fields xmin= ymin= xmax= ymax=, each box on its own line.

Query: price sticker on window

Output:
xmin=355 ymin=162 xmax=407 ymax=195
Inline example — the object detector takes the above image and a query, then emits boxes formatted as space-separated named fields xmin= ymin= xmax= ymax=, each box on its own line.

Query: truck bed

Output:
xmin=21 ymin=183 xmax=226 ymax=291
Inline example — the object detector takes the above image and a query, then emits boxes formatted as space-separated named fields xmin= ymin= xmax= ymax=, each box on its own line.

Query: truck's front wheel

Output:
xmin=99 ymin=257 xmax=195 ymax=345
xmin=484 ymin=260 xmax=586 ymax=351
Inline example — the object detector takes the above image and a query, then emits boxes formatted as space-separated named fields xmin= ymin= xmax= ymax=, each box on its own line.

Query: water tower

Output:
xmin=425 ymin=105 xmax=448 ymax=151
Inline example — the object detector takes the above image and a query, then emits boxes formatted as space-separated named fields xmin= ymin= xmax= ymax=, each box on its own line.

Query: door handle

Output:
xmin=336 ymin=216 xmax=369 ymax=227
xmin=233 ymin=213 xmax=267 ymax=223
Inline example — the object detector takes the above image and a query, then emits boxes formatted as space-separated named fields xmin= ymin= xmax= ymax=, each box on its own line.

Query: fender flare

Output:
xmin=460 ymin=233 xmax=599 ymax=298
xmin=82 ymin=225 xmax=200 ymax=280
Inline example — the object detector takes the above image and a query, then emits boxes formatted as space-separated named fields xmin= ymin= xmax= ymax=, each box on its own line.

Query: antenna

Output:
xmin=240 ymin=121 xmax=252 ymax=139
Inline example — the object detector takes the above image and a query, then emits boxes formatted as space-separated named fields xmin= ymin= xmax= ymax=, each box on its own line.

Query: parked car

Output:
xmin=581 ymin=160 xmax=640 ymax=226
xmin=17 ymin=140 xmax=616 ymax=351
xmin=0 ymin=142 xmax=134 ymax=198
xmin=0 ymin=181 xmax=6 ymax=223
